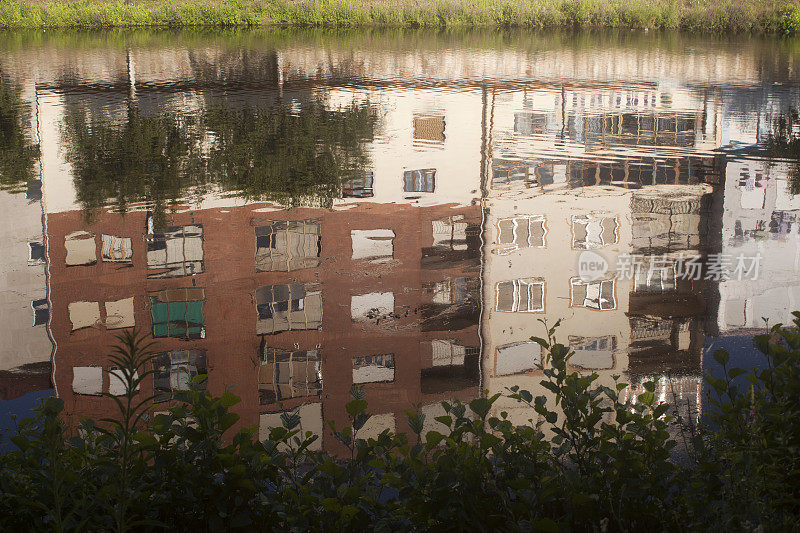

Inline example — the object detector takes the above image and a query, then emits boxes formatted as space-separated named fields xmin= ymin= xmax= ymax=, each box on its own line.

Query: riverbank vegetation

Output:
xmin=1 ymin=0 xmax=800 ymax=34
xmin=1 ymin=315 xmax=800 ymax=531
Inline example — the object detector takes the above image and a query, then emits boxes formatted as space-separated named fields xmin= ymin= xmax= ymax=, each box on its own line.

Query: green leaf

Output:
xmin=638 ymin=391 xmax=656 ymax=406
xmin=229 ymin=511 xmax=252 ymax=528
xmin=220 ymin=391 xmax=240 ymax=408
xmin=345 ymin=399 xmax=368 ymax=418
xmin=654 ymin=404 xmax=670 ymax=418
xmin=469 ymin=397 xmax=491 ymax=419
xmin=405 ymin=411 xmax=425 ymax=436
xmin=713 ymin=349 xmax=730 ymax=366
xmin=530 ymin=336 xmax=550 ymax=349
xmin=10 ymin=435 xmax=29 ymax=451
xmin=321 ymin=497 xmax=340 ymax=511
xmin=728 ymin=368 xmax=747 ymax=379
xmin=352 ymin=412 xmax=370 ymax=432
xmin=705 ymin=376 xmax=728 ymax=395
xmin=425 ymin=431 xmax=444 ymax=447
xmin=434 ymin=415 xmax=452 ymax=427
xmin=134 ymin=431 xmax=158 ymax=447
xmin=532 ymin=517 xmax=560 ymax=532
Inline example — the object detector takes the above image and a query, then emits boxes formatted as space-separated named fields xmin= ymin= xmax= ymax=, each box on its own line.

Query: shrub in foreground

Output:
xmin=1 ymin=316 xmax=800 ymax=531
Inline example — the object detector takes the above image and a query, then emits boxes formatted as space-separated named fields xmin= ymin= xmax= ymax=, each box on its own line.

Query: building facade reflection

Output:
xmin=1 ymin=32 xmax=799 ymax=449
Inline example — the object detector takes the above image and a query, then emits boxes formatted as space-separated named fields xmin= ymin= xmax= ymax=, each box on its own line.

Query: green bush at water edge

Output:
xmin=1 ymin=315 xmax=799 ymax=531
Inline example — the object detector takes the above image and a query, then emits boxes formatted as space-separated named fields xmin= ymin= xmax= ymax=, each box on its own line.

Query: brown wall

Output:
xmin=48 ymin=200 xmax=482 ymax=452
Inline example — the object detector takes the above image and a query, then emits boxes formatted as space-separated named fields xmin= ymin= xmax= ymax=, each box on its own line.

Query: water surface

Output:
xmin=1 ymin=29 xmax=799 ymax=451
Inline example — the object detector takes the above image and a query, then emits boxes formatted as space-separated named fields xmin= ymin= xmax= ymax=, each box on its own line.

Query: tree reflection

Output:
xmin=203 ymin=100 xmax=377 ymax=208
xmin=61 ymin=98 xmax=378 ymax=218
xmin=0 ymin=75 xmax=39 ymax=193
xmin=766 ymin=108 xmax=800 ymax=195
xmin=63 ymin=106 xmax=203 ymax=223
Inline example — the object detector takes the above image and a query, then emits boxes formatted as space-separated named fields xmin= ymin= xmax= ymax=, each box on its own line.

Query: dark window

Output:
xmin=254 ymin=219 xmax=320 ymax=272
xmin=153 ymin=350 xmax=207 ymax=403
xmin=32 ymin=299 xmax=49 ymax=326
xmin=255 ymin=283 xmax=322 ymax=334
xmin=259 ymin=348 xmax=322 ymax=405
xmin=28 ymin=242 xmax=45 ymax=264
xmin=26 ymin=180 xmax=42 ymax=201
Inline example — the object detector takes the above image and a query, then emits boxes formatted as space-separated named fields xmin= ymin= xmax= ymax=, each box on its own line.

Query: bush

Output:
xmin=2 ymin=316 xmax=800 ymax=531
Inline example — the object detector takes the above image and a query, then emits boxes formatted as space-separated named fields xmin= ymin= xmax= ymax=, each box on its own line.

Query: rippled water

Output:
xmin=1 ymin=29 xmax=799 ymax=450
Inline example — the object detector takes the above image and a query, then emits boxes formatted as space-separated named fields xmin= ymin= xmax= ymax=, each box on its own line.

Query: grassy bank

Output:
xmin=1 ymin=0 xmax=800 ymax=33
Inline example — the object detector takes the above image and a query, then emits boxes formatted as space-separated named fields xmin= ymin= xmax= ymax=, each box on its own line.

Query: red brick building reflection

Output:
xmin=49 ymin=200 xmax=482 ymax=453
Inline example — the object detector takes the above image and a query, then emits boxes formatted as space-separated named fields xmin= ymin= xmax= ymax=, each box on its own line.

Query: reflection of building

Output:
xmin=0 ymin=80 xmax=52 ymax=402
xmin=45 ymin=200 xmax=484 ymax=452
xmin=481 ymin=185 xmax=634 ymax=424
xmin=38 ymin=80 xmax=484 ymax=453
xmin=481 ymin=85 xmax=721 ymax=423
xmin=626 ymin=185 xmax=716 ymax=418
xmin=717 ymin=159 xmax=800 ymax=332
xmin=19 ymin=36 xmax=800 ymax=445
xmin=0 ymin=190 xmax=52 ymax=400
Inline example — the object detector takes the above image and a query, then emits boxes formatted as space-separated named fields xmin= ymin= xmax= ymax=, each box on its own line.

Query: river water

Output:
xmin=1 ymin=29 xmax=798 ymax=451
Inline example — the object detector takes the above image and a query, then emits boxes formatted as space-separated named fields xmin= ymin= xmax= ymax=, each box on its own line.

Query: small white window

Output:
xmin=569 ymin=336 xmax=616 ymax=370
xmin=353 ymin=354 xmax=395 ymax=384
xmin=495 ymin=279 xmax=545 ymax=312
xmin=634 ymin=261 xmax=676 ymax=293
xmin=101 ymin=235 xmax=133 ymax=263
xmin=403 ymin=169 xmax=436 ymax=193
xmin=572 ymin=215 xmax=619 ymax=250
xmin=65 ymin=231 xmax=96 ymax=266
xmin=342 ymin=172 xmax=375 ymax=198
xmin=69 ymin=301 xmax=101 ymax=331
xmin=570 ymin=278 xmax=616 ymax=311
xmin=431 ymin=216 xmax=468 ymax=250
xmin=359 ymin=412 xmax=397 ymax=440
xmin=495 ymin=341 xmax=542 ymax=376
xmin=351 ymin=229 xmax=394 ymax=263
xmin=105 ymin=297 xmax=135 ymax=329
xmin=259 ymin=403 xmax=323 ymax=451
xmin=496 ymin=216 xmax=546 ymax=254
xmin=431 ymin=340 xmax=466 ymax=367
xmin=108 ymin=368 xmax=140 ymax=396
xmin=72 ymin=366 xmax=102 ymax=395
xmin=351 ymin=292 xmax=394 ymax=321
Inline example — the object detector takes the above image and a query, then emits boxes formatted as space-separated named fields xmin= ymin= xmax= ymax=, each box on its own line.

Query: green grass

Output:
xmin=0 ymin=0 xmax=799 ymax=33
